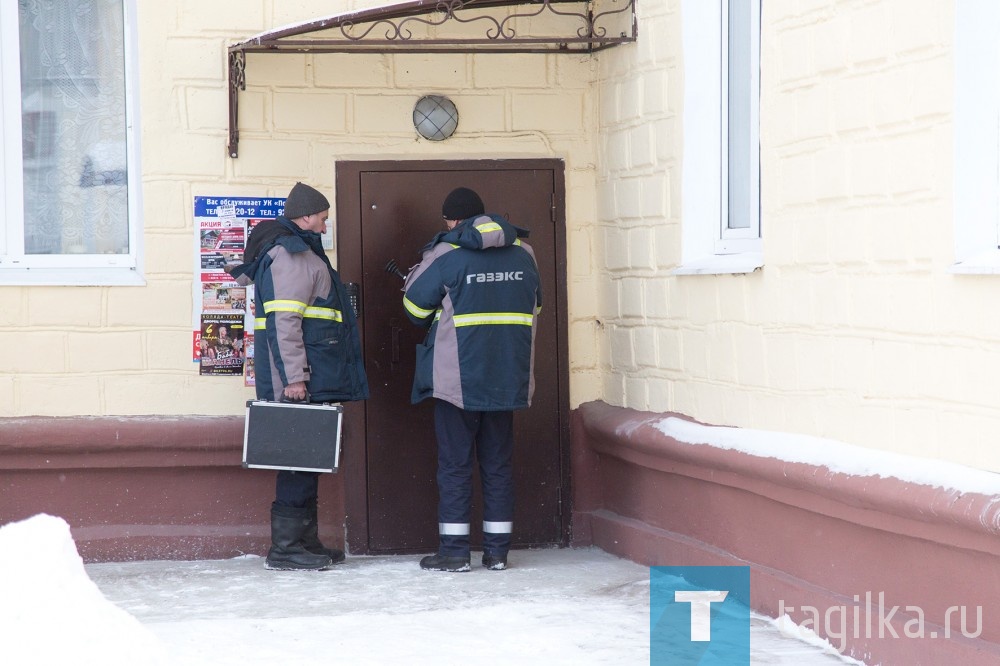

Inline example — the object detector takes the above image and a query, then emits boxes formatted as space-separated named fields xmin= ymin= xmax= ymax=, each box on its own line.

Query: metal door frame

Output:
xmin=335 ymin=158 xmax=570 ymax=554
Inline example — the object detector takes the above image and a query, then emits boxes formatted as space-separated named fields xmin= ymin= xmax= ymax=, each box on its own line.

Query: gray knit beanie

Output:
xmin=283 ymin=182 xmax=330 ymax=219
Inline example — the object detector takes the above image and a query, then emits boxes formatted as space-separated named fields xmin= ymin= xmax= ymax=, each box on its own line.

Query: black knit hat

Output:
xmin=284 ymin=182 xmax=330 ymax=219
xmin=442 ymin=187 xmax=485 ymax=221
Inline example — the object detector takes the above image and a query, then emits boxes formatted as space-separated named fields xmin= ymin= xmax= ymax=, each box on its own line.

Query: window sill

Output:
xmin=672 ymin=252 xmax=763 ymax=276
xmin=0 ymin=267 xmax=146 ymax=286
xmin=949 ymin=249 xmax=1000 ymax=275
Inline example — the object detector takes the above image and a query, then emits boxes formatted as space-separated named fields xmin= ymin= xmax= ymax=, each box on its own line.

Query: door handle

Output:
xmin=390 ymin=318 xmax=401 ymax=364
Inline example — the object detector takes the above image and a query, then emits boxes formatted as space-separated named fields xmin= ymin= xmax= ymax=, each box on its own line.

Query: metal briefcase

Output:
xmin=243 ymin=400 xmax=343 ymax=473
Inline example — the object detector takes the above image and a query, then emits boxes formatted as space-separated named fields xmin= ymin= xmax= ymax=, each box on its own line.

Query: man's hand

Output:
xmin=283 ymin=381 xmax=307 ymax=401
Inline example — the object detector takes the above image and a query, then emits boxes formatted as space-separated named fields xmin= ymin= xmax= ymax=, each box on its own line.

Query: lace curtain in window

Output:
xmin=18 ymin=0 xmax=128 ymax=255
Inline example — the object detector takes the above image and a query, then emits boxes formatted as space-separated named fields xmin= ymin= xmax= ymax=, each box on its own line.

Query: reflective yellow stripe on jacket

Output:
xmin=303 ymin=306 xmax=342 ymax=321
xmin=453 ymin=312 xmax=533 ymax=327
xmin=261 ymin=299 xmax=342 ymax=321
xmin=475 ymin=222 xmax=503 ymax=234
xmin=403 ymin=296 xmax=436 ymax=319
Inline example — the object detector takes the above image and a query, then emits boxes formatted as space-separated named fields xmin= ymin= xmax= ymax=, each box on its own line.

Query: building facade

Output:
xmin=2 ymin=1 xmax=999 ymax=662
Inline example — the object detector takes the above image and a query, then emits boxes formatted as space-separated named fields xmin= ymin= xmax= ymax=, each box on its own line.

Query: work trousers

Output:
xmin=434 ymin=399 xmax=515 ymax=558
xmin=274 ymin=470 xmax=319 ymax=508
xmin=273 ymin=398 xmax=323 ymax=507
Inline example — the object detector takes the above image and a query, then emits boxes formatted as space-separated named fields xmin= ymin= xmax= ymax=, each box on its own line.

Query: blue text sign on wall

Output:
xmin=193 ymin=196 xmax=285 ymax=219
xmin=650 ymin=566 xmax=750 ymax=665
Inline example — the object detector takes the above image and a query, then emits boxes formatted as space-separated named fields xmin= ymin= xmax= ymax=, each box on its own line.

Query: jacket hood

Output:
xmin=226 ymin=216 xmax=325 ymax=283
xmin=424 ymin=213 xmax=529 ymax=252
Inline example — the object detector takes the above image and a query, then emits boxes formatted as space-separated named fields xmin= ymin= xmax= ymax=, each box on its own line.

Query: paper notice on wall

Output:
xmin=202 ymin=283 xmax=247 ymax=311
xmin=217 ymin=200 xmax=237 ymax=221
xmin=199 ymin=313 xmax=246 ymax=376
xmin=244 ymin=332 xmax=255 ymax=388
xmin=192 ymin=196 xmax=285 ymax=385
xmin=198 ymin=219 xmax=245 ymax=282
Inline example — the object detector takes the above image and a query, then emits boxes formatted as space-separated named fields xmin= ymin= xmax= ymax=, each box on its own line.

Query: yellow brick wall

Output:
xmin=594 ymin=1 xmax=1000 ymax=471
xmin=13 ymin=0 xmax=995 ymax=478
xmin=1 ymin=0 xmax=598 ymax=417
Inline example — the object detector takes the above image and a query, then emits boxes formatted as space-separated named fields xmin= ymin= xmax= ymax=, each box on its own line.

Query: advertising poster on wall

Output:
xmin=244 ymin=333 xmax=255 ymax=388
xmin=193 ymin=196 xmax=285 ymax=386
xmin=199 ymin=313 xmax=245 ymax=376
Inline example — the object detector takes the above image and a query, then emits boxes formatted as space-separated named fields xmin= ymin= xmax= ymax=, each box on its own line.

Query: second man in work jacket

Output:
xmin=402 ymin=186 xmax=541 ymax=572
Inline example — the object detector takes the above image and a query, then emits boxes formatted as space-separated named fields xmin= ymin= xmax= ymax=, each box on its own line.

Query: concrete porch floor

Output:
xmin=83 ymin=546 xmax=862 ymax=665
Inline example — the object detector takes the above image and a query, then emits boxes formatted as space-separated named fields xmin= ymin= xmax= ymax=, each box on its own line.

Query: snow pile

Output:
xmin=654 ymin=417 xmax=1000 ymax=496
xmin=0 ymin=514 xmax=168 ymax=666
xmin=771 ymin=614 xmax=868 ymax=666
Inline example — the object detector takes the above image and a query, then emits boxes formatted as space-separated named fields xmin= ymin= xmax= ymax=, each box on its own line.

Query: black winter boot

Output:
xmin=265 ymin=504 xmax=333 ymax=571
xmin=482 ymin=552 xmax=508 ymax=570
xmin=419 ymin=553 xmax=471 ymax=572
xmin=301 ymin=499 xmax=345 ymax=565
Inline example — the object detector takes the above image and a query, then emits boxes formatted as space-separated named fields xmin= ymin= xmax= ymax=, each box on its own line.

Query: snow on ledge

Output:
xmin=767 ymin=614 xmax=868 ymax=665
xmin=653 ymin=417 xmax=1000 ymax=497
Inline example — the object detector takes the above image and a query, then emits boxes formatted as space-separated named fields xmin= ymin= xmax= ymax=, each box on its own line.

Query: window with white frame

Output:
xmin=952 ymin=0 xmax=1000 ymax=274
xmin=675 ymin=0 xmax=762 ymax=275
xmin=0 ymin=0 xmax=142 ymax=285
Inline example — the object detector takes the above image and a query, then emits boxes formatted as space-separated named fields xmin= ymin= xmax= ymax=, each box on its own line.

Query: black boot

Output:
xmin=419 ymin=553 xmax=471 ymax=572
xmin=482 ymin=552 xmax=508 ymax=570
xmin=301 ymin=499 xmax=345 ymax=565
xmin=265 ymin=504 xmax=333 ymax=571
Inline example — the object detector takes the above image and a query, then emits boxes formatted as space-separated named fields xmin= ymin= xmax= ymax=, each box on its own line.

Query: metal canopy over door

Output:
xmin=226 ymin=0 xmax=637 ymax=157
xmin=337 ymin=160 xmax=568 ymax=554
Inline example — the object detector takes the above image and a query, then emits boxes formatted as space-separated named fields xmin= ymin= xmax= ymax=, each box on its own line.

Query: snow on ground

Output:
xmin=2 ymin=514 xmax=865 ymax=665
xmin=0 ymin=514 xmax=168 ymax=666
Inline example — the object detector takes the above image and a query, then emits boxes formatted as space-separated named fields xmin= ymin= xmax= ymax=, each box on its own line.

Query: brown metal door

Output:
xmin=338 ymin=161 xmax=567 ymax=554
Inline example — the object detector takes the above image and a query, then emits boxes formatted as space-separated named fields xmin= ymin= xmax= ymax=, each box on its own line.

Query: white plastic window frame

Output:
xmin=0 ymin=0 xmax=144 ymax=286
xmin=675 ymin=0 xmax=762 ymax=276
xmin=951 ymin=0 xmax=1000 ymax=275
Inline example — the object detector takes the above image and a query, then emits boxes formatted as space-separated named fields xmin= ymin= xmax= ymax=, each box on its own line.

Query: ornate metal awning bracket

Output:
xmin=226 ymin=0 xmax=636 ymax=157
xmin=228 ymin=50 xmax=246 ymax=158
